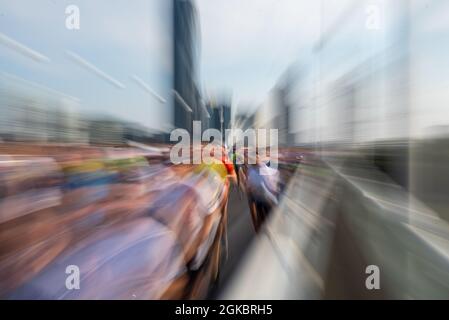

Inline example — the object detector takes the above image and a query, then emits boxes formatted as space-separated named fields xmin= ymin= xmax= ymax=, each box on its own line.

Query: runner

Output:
xmin=244 ymin=154 xmax=279 ymax=232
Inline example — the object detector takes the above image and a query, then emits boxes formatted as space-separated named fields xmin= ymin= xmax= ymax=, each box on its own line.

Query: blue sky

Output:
xmin=0 ymin=0 xmax=334 ymax=129
xmin=2 ymin=0 xmax=448 ymax=137
xmin=0 ymin=0 xmax=173 ymax=130
xmin=197 ymin=0 xmax=323 ymax=114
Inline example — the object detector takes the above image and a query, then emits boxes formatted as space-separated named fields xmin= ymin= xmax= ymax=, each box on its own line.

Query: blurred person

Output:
xmin=57 ymin=149 xmax=114 ymax=236
xmin=232 ymin=145 xmax=239 ymax=183
xmin=245 ymin=154 xmax=279 ymax=232
xmin=0 ymin=153 xmax=75 ymax=297
xmin=231 ymin=144 xmax=244 ymax=195
xmin=144 ymin=175 xmax=227 ymax=298
xmin=8 ymin=217 xmax=187 ymax=300
xmin=194 ymin=144 xmax=235 ymax=182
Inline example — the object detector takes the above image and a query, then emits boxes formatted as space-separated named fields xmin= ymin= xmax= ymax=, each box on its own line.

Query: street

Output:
xmin=208 ymin=182 xmax=255 ymax=298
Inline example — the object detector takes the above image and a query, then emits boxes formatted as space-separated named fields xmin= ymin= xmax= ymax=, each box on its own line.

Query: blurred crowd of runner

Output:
xmin=0 ymin=142 xmax=303 ymax=299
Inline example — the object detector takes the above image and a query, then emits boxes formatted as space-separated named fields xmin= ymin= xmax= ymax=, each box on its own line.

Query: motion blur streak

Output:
xmin=220 ymin=0 xmax=449 ymax=299
xmin=1 ymin=0 xmax=449 ymax=300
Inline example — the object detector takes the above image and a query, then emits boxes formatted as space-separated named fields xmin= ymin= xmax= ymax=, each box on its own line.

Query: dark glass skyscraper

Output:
xmin=173 ymin=0 xmax=201 ymax=135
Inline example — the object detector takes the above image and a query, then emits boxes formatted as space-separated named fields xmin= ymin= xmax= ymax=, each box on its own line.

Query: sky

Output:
xmin=0 ymin=0 xmax=173 ymax=130
xmin=0 ymin=0 xmax=351 ymax=129
xmin=196 ymin=0 xmax=322 ymax=114
xmin=2 ymin=0 xmax=448 ymax=137
xmin=0 ymin=0 xmax=323 ymax=129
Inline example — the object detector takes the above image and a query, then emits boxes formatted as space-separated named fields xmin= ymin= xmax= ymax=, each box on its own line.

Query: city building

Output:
xmin=173 ymin=0 xmax=202 ymax=135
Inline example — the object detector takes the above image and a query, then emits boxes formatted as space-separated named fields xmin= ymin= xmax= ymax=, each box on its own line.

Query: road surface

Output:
xmin=208 ymin=182 xmax=256 ymax=298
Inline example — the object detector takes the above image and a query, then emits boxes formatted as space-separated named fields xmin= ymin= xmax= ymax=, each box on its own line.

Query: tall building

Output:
xmin=173 ymin=0 xmax=201 ymax=135
xmin=276 ymin=79 xmax=294 ymax=147
xmin=209 ymin=104 xmax=231 ymax=131
xmin=234 ymin=113 xmax=254 ymax=131
xmin=222 ymin=104 xmax=231 ymax=133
